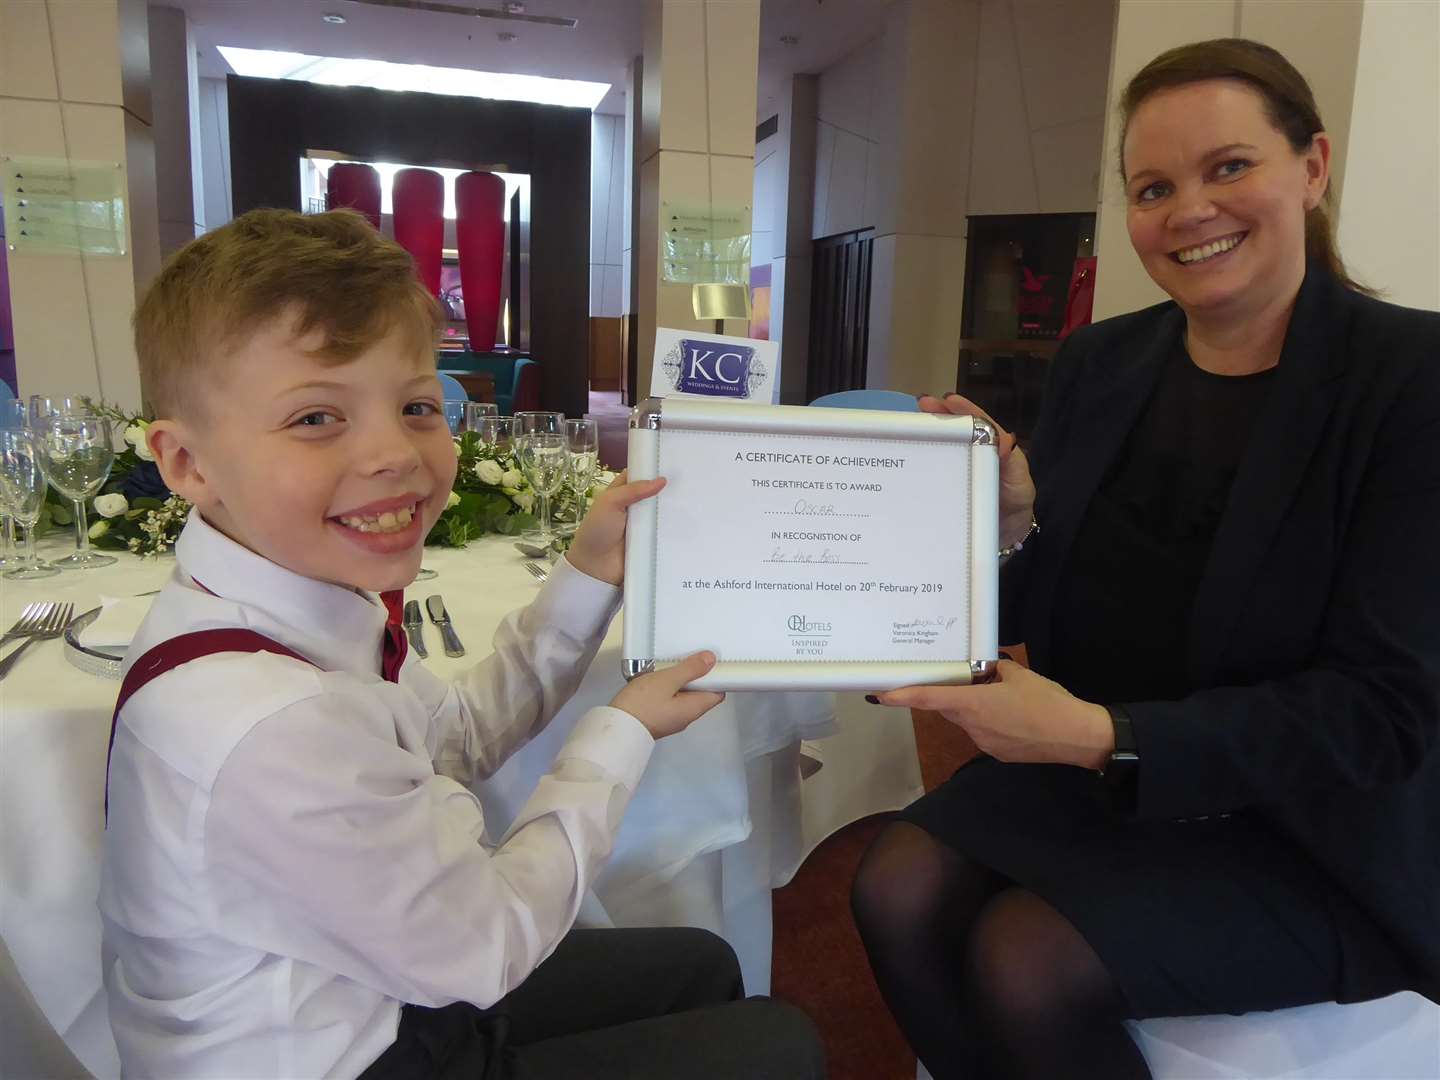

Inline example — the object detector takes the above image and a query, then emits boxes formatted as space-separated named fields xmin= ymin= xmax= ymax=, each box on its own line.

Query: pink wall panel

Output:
xmin=455 ymin=171 xmax=506 ymax=351
xmin=392 ymin=168 xmax=444 ymax=297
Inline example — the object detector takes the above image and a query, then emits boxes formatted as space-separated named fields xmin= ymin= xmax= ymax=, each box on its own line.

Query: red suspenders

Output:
xmin=105 ymin=630 xmax=317 ymax=819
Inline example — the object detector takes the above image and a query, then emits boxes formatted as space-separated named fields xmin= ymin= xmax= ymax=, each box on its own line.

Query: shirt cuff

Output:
xmin=556 ymin=706 xmax=654 ymax=792
xmin=528 ymin=555 xmax=622 ymax=642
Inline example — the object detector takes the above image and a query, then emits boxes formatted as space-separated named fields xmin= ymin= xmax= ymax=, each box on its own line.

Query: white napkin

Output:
xmin=77 ymin=595 xmax=154 ymax=650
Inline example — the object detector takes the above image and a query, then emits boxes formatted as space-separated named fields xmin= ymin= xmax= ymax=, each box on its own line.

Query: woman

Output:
xmin=852 ymin=38 xmax=1440 ymax=1080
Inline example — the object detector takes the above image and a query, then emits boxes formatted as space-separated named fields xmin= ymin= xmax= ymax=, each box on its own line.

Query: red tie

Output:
xmin=379 ymin=590 xmax=409 ymax=683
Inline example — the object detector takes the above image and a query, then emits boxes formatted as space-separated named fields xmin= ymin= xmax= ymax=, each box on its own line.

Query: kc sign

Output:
xmin=651 ymin=327 xmax=779 ymax=404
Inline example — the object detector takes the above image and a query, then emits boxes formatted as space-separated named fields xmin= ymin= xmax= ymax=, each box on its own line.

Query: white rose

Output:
xmin=513 ymin=491 xmax=535 ymax=512
xmin=123 ymin=423 xmax=155 ymax=461
xmin=500 ymin=469 xmax=524 ymax=489
xmin=88 ymin=519 xmax=110 ymax=540
xmin=475 ymin=459 xmax=504 ymax=485
xmin=445 ymin=490 xmax=461 ymax=509
xmin=93 ymin=493 xmax=129 ymax=518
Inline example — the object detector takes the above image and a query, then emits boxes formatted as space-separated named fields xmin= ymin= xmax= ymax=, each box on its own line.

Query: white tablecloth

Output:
xmin=0 ymin=536 xmax=923 ymax=1079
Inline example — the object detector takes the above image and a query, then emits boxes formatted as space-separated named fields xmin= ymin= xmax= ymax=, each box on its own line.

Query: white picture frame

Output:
xmin=622 ymin=397 xmax=1000 ymax=692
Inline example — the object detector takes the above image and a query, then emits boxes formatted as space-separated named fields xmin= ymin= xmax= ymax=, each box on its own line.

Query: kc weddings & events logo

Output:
xmin=663 ymin=338 xmax=768 ymax=399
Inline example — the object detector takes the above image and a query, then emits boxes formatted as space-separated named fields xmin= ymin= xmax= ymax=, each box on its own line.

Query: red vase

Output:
xmin=324 ymin=163 xmax=381 ymax=230
xmin=392 ymin=168 xmax=444 ymax=297
xmin=455 ymin=172 xmax=506 ymax=351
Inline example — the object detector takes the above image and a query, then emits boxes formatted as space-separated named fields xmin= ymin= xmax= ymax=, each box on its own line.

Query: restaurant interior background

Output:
xmin=2 ymin=0 xmax=1436 ymax=435
xmin=1 ymin=2 xmax=1437 ymax=1077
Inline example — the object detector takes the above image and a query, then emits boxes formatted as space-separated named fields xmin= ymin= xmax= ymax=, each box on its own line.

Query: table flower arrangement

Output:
xmin=38 ymin=408 xmax=611 ymax=556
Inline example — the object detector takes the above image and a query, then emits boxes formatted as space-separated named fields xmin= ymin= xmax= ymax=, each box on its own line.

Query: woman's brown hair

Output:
xmin=1119 ymin=37 xmax=1369 ymax=294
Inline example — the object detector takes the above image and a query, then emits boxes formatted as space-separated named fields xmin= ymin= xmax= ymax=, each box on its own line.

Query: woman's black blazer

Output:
xmin=1003 ymin=265 xmax=1440 ymax=1000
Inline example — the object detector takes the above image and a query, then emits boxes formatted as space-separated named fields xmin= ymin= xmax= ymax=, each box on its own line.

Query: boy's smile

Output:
xmin=149 ymin=313 xmax=458 ymax=592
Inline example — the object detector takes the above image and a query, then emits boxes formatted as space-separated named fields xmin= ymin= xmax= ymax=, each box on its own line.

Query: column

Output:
xmin=1335 ymin=0 xmax=1440 ymax=311
xmin=147 ymin=3 xmax=203 ymax=257
xmin=863 ymin=0 xmax=982 ymax=397
xmin=635 ymin=0 xmax=761 ymax=399
xmin=0 ymin=0 xmax=157 ymax=409
xmin=768 ymin=74 xmax=817 ymax=405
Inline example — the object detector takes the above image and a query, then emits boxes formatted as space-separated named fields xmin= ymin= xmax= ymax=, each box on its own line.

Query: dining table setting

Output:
xmin=0 ymin=398 xmax=927 ymax=1079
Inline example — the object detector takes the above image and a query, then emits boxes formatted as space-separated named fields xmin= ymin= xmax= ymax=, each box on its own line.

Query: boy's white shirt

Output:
xmin=99 ymin=511 xmax=654 ymax=1079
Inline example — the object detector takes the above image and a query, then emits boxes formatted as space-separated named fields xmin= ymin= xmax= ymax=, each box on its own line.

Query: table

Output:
xmin=0 ymin=535 xmax=924 ymax=1079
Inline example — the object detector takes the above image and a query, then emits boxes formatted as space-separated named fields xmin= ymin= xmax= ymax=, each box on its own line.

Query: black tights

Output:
xmin=851 ymin=821 xmax=1152 ymax=1080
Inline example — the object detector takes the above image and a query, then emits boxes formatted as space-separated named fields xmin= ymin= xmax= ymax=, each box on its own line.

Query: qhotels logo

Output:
xmin=787 ymin=614 xmax=832 ymax=635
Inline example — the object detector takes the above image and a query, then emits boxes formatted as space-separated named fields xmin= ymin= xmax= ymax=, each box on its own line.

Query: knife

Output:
xmin=402 ymin=599 xmax=428 ymax=659
xmin=425 ymin=594 xmax=466 ymax=658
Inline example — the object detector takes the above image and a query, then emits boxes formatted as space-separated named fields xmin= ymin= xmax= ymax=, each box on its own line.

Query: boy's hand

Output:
xmin=565 ymin=470 xmax=665 ymax=586
xmin=610 ymin=651 xmax=725 ymax=739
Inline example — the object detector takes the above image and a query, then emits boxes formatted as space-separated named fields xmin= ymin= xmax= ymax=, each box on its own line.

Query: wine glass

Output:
xmin=516 ymin=432 xmax=567 ymax=547
xmin=478 ymin=415 xmax=513 ymax=451
xmin=463 ymin=402 xmax=499 ymax=432
xmin=0 ymin=430 xmax=60 ymax=580
xmin=565 ymin=419 xmax=599 ymax=524
xmin=513 ymin=411 xmax=564 ymax=436
xmin=27 ymin=395 xmax=94 ymax=428
xmin=35 ymin=412 xmax=117 ymax=568
xmin=442 ymin=401 xmax=467 ymax=436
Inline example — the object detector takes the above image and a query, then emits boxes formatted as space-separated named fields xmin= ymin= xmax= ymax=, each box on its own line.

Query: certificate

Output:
xmin=623 ymin=397 xmax=999 ymax=691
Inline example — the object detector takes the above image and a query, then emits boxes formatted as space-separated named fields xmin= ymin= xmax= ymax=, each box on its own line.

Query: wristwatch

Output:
xmin=1102 ymin=704 xmax=1138 ymax=791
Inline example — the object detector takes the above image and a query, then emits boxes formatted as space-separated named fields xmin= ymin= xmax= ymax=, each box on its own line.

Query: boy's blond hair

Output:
xmin=134 ymin=209 xmax=443 ymax=419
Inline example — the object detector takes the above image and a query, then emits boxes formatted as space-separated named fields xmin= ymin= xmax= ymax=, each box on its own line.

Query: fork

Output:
xmin=0 ymin=602 xmax=48 ymax=649
xmin=523 ymin=561 xmax=549 ymax=583
xmin=0 ymin=602 xmax=73 ymax=680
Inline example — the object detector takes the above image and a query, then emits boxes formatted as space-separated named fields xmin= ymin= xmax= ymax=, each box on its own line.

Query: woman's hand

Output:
xmin=874 ymin=661 xmax=1113 ymax=770
xmin=564 ymin=470 xmax=664 ymax=586
xmin=918 ymin=393 xmax=1035 ymax=548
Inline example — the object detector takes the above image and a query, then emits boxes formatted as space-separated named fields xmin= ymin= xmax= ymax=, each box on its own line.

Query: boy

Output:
xmin=100 ymin=209 xmax=824 ymax=1078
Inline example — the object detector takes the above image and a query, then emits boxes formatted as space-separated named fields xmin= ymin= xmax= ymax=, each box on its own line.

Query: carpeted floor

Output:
xmin=771 ymin=712 xmax=979 ymax=1080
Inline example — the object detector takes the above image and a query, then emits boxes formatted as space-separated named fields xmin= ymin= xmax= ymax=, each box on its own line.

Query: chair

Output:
xmin=917 ymin=994 xmax=1440 ymax=1080
xmin=808 ymin=389 xmax=919 ymax=412
xmin=437 ymin=372 xmax=468 ymax=402
xmin=442 ymin=353 xmax=539 ymax=415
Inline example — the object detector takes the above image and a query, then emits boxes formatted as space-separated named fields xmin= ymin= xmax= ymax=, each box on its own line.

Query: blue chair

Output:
xmin=438 ymin=372 xmax=468 ymax=402
xmin=441 ymin=352 xmax=540 ymax=415
xmin=808 ymin=389 xmax=920 ymax=412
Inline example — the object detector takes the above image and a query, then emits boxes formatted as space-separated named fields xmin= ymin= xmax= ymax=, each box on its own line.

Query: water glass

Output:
xmin=513 ymin=411 xmax=564 ymax=437
xmin=565 ymin=419 xmax=599 ymax=520
xmin=516 ymin=432 xmax=567 ymax=546
xmin=0 ymin=430 xmax=59 ymax=580
xmin=36 ymin=413 xmax=117 ymax=569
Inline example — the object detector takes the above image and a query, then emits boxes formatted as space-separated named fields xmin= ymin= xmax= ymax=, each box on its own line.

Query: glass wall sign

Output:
xmin=2 ymin=157 xmax=127 ymax=256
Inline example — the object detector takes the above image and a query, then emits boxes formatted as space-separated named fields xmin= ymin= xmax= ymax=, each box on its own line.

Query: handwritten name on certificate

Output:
xmin=651 ymin=429 xmax=971 ymax=663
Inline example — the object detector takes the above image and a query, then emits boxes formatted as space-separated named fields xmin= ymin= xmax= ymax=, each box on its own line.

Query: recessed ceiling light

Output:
xmin=322 ymin=13 xmax=347 ymax=24
xmin=217 ymin=45 xmax=612 ymax=109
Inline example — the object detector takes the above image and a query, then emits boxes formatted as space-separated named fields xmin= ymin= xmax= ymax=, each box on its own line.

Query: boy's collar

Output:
xmin=174 ymin=510 xmax=389 ymax=670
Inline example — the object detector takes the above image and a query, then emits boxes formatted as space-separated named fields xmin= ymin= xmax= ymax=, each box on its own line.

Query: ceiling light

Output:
xmin=321 ymin=12 xmax=347 ymax=23
xmin=217 ymin=46 xmax=611 ymax=109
